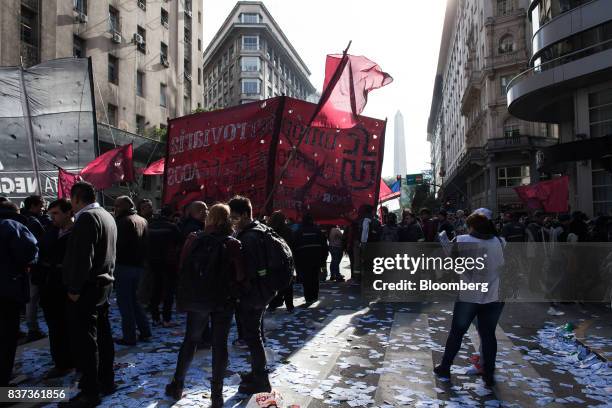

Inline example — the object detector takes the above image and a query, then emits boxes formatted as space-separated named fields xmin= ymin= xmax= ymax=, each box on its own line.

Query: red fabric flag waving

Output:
xmin=379 ymin=179 xmax=400 ymax=203
xmin=57 ymin=168 xmax=81 ymax=199
xmin=514 ymin=176 xmax=569 ymax=213
xmin=142 ymin=158 xmax=165 ymax=175
xmin=80 ymin=144 xmax=135 ymax=190
xmin=311 ymin=54 xmax=393 ymax=129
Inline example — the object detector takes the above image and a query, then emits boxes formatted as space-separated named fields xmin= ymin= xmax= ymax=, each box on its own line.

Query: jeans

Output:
xmin=237 ymin=302 xmax=267 ymax=376
xmin=441 ymin=301 xmax=505 ymax=375
xmin=148 ymin=261 xmax=177 ymax=323
xmin=40 ymin=287 xmax=73 ymax=369
xmin=66 ymin=284 xmax=115 ymax=395
xmin=26 ymin=277 xmax=40 ymax=332
xmin=0 ymin=299 xmax=21 ymax=386
xmin=174 ymin=306 xmax=234 ymax=384
xmin=115 ymin=265 xmax=151 ymax=342
xmin=329 ymin=247 xmax=343 ymax=279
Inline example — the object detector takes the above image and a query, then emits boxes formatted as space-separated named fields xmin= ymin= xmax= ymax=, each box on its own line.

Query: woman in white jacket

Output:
xmin=434 ymin=210 xmax=505 ymax=387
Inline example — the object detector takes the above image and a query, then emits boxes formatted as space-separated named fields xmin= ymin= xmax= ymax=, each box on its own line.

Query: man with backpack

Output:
xmin=294 ymin=213 xmax=329 ymax=305
xmin=228 ymin=195 xmax=293 ymax=395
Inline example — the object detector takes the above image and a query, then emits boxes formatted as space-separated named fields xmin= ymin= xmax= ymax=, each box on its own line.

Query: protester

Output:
xmin=148 ymin=205 xmax=182 ymax=327
xmin=399 ymin=210 xmax=425 ymax=242
xmin=166 ymin=204 xmax=246 ymax=407
xmin=434 ymin=211 xmax=505 ymax=387
xmin=293 ymin=213 xmax=329 ymax=305
xmin=381 ymin=212 xmax=400 ymax=242
xmin=179 ymin=201 xmax=208 ymax=240
xmin=267 ymin=211 xmax=296 ymax=312
xmin=500 ymin=212 xmax=526 ymax=242
xmin=328 ymin=224 xmax=345 ymax=282
xmin=0 ymin=208 xmax=38 ymax=387
xmin=228 ymin=196 xmax=272 ymax=394
xmin=419 ymin=208 xmax=439 ymax=242
xmin=61 ymin=182 xmax=116 ymax=407
xmin=22 ymin=195 xmax=48 ymax=343
xmin=437 ymin=209 xmax=455 ymax=241
xmin=137 ymin=198 xmax=154 ymax=221
xmin=114 ymin=196 xmax=151 ymax=346
xmin=453 ymin=210 xmax=468 ymax=236
xmin=36 ymin=199 xmax=74 ymax=378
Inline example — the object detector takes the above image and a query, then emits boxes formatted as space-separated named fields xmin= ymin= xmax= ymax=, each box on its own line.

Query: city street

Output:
xmin=13 ymin=257 xmax=612 ymax=408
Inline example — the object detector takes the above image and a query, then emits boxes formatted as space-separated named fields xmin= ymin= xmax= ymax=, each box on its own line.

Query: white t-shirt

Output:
xmin=456 ymin=234 xmax=505 ymax=304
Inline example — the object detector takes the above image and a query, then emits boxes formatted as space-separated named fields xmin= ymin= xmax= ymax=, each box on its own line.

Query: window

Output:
xmin=240 ymin=13 xmax=260 ymax=23
xmin=592 ymin=159 xmax=612 ymax=215
xmin=136 ymin=115 xmax=145 ymax=135
xmin=198 ymin=68 xmax=201 ymax=85
xmin=241 ymin=56 xmax=260 ymax=72
xmin=500 ymin=74 xmax=512 ymax=96
xmin=497 ymin=0 xmax=513 ymax=16
xmin=160 ymin=83 xmax=167 ymax=107
xmin=267 ymin=65 xmax=273 ymax=82
xmin=499 ymin=34 xmax=514 ymax=54
xmin=503 ymin=118 xmax=520 ymax=140
xmin=589 ymin=88 xmax=612 ymax=138
xmin=136 ymin=71 xmax=144 ymax=97
xmin=161 ymin=8 xmax=169 ymax=27
xmin=198 ymin=38 xmax=201 ymax=51
xmin=74 ymin=0 xmax=87 ymax=14
xmin=242 ymin=35 xmax=259 ymax=50
xmin=497 ymin=166 xmax=530 ymax=187
xmin=160 ymin=42 xmax=168 ymax=65
xmin=109 ymin=6 xmax=120 ymax=33
xmin=229 ymin=44 xmax=234 ymax=56
xmin=242 ymin=79 xmax=260 ymax=95
xmin=108 ymin=55 xmax=118 ymax=84
xmin=20 ymin=6 xmax=37 ymax=46
xmin=137 ymin=0 xmax=146 ymax=11
xmin=107 ymin=104 xmax=117 ymax=127
xmin=73 ymin=35 xmax=85 ymax=58
xmin=136 ymin=25 xmax=146 ymax=53
xmin=229 ymin=64 xmax=234 ymax=82
xmin=198 ymin=11 xmax=202 ymax=24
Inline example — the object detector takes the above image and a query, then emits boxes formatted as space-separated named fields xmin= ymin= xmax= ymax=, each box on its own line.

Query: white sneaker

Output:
xmin=547 ymin=306 xmax=565 ymax=316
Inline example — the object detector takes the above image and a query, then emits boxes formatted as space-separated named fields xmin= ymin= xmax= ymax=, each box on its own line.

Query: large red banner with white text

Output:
xmin=162 ymin=97 xmax=386 ymax=224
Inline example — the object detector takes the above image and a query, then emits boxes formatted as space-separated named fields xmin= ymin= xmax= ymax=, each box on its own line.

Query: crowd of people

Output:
xmin=2 ymin=183 xmax=611 ymax=406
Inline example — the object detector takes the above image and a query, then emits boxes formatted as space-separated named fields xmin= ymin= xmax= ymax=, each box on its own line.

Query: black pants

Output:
xmin=299 ymin=266 xmax=320 ymax=302
xmin=268 ymin=282 xmax=294 ymax=311
xmin=66 ymin=284 xmax=115 ymax=396
xmin=0 ymin=299 xmax=21 ymax=386
xmin=149 ymin=261 xmax=177 ymax=322
xmin=237 ymin=302 xmax=267 ymax=376
xmin=40 ymin=287 xmax=73 ymax=370
xmin=174 ymin=305 xmax=234 ymax=384
xmin=441 ymin=301 xmax=505 ymax=375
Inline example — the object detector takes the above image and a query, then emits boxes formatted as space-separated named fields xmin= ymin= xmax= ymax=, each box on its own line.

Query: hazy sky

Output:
xmin=202 ymin=0 xmax=447 ymax=177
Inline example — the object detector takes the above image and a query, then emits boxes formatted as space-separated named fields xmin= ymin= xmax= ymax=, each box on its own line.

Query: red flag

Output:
xmin=142 ymin=158 xmax=165 ymax=175
xmin=379 ymin=179 xmax=400 ymax=203
xmin=80 ymin=144 xmax=135 ymax=190
xmin=311 ymin=54 xmax=393 ymax=129
xmin=57 ymin=168 xmax=81 ymax=199
xmin=514 ymin=176 xmax=569 ymax=212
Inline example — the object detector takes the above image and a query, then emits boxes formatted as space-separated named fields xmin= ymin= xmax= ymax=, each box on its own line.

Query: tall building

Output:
xmin=427 ymin=0 xmax=558 ymax=214
xmin=202 ymin=1 xmax=316 ymax=109
xmin=394 ymin=111 xmax=407 ymax=177
xmin=0 ymin=0 xmax=203 ymax=137
xmin=507 ymin=0 xmax=612 ymax=216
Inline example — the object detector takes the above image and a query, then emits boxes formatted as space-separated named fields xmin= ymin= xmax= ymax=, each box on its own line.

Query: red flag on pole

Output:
xmin=514 ymin=176 xmax=569 ymax=212
xmin=379 ymin=179 xmax=400 ymax=203
xmin=80 ymin=144 xmax=135 ymax=190
xmin=57 ymin=168 xmax=81 ymax=199
xmin=142 ymin=158 xmax=165 ymax=175
xmin=311 ymin=54 xmax=393 ymax=129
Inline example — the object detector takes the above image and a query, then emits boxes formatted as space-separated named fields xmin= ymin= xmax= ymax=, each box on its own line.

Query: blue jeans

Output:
xmin=115 ymin=265 xmax=151 ymax=343
xmin=329 ymin=247 xmax=343 ymax=279
xmin=441 ymin=301 xmax=504 ymax=375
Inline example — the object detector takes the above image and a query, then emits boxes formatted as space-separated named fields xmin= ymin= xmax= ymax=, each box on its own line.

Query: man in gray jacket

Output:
xmin=61 ymin=182 xmax=116 ymax=407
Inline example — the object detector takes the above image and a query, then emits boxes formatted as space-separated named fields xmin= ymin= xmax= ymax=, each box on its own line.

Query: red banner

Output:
xmin=162 ymin=97 xmax=386 ymax=224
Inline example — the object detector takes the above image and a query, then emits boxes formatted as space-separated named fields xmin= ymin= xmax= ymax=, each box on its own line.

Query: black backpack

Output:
xmin=247 ymin=223 xmax=295 ymax=302
xmin=177 ymin=232 xmax=227 ymax=312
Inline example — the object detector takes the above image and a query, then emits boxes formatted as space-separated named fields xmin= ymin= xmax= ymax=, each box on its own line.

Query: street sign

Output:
xmin=406 ymin=173 xmax=423 ymax=185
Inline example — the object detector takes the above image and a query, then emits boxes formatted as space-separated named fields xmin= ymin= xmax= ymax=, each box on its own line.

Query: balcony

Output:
xmin=485 ymin=135 xmax=558 ymax=152
xmin=460 ymin=69 xmax=481 ymax=115
xmin=507 ymin=45 xmax=612 ymax=122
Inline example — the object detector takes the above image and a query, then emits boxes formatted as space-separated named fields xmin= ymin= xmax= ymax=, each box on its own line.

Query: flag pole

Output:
xmin=261 ymin=41 xmax=352 ymax=214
